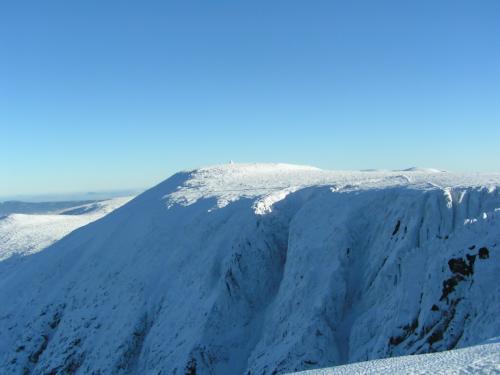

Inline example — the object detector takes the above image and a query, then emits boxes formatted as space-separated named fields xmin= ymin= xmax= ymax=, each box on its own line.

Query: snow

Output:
xmin=0 ymin=197 xmax=133 ymax=263
xmin=0 ymin=163 xmax=499 ymax=374
xmin=398 ymin=167 xmax=445 ymax=173
xmin=293 ymin=338 xmax=500 ymax=374
xmin=167 ymin=163 xmax=498 ymax=211
xmin=0 ymin=200 xmax=96 ymax=215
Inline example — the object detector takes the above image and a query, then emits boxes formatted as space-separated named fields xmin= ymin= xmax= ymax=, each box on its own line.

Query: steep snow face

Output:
xmin=0 ymin=164 xmax=499 ymax=374
xmin=246 ymin=186 xmax=500 ymax=373
xmin=293 ymin=338 xmax=500 ymax=374
xmin=0 ymin=197 xmax=133 ymax=263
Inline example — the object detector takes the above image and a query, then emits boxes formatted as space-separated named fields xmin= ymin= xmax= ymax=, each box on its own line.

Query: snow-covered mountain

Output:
xmin=0 ymin=200 xmax=96 ymax=216
xmin=0 ymin=163 xmax=499 ymax=374
xmin=0 ymin=197 xmax=133 ymax=264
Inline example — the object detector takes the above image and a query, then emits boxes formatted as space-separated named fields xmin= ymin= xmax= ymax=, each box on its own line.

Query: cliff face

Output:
xmin=0 ymin=164 xmax=499 ymax=374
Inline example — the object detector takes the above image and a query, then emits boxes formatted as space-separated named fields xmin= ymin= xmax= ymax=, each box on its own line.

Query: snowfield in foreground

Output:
xmin=0 ymin=197 xmax=133 ymax=263
xmin=0 ymin=163 xmax=499 ymax=374
xmin=293 ymin=338 xmax=500 ymax=374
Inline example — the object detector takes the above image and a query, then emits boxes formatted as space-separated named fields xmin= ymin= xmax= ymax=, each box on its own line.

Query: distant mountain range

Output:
xmin=0 ymin=189 xmax=143 ymax=204
xmin=0 ymin=197 xmax=133 ymax=265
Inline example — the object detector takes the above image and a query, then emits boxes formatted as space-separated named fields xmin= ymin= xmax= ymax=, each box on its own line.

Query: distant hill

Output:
xmin=0 ymin=200 xmax=96 ymax=216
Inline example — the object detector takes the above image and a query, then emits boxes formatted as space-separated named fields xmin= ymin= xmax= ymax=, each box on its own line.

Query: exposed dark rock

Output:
xmin=392 ymin=220 xmax=401 ymax=236
xmin=185 ymin=358 xmax=197 ymax=375
xmin=448 ymin=258 xmax=473 ymax=276
xmin=466 ymin=254 xmax=476 ymax=269
xmin=427 ymin=299 xmax=461 ymax=347
xmin=440 ymin=275 xmax=464 ymax=301
xmin=478 ymin=247 xmax=489 ymax=259
xmin=428 ymin=329 xmax=443 ymax=345
xmin=303 ymin=360 xmax=318 ymax=365
xmin=29 ymin=334 xmax=49 ymax=364
xmin=49 ymin=311 xmax=62 ymax=329
xmin=62 ymin=355 xmax=84 ymax=374
xmin=389 ymin=318 xmax=418 ymax=346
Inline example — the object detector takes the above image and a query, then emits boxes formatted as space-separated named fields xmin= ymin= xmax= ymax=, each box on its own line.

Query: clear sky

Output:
xmin=1 ymin=0 xmax=499 ymax=197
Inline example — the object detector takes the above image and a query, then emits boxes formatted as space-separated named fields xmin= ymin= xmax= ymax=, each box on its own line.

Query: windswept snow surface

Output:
xmin=293 ymin=338 xmax=500 ymax=374
xmin=0 ymin=163 xmax=499 ymax=374
xmin=0 ymin=197 xmax=133 ymax=263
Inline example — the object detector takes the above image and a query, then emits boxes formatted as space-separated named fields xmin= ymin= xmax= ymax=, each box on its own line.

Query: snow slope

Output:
xmin=294 ymin=337 xmax=500 ymax=374
xmin=0 ymin=200 xmax=96 ymax=216
xmin=0 ymin=163 xmax=499 ymax=374
xmin=0 ymin=197 xmax=133 ymax=263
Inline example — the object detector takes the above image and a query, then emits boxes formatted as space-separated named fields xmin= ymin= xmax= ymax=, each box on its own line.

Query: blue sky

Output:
xmin=1 ymin=0 xmax=499 ymax=197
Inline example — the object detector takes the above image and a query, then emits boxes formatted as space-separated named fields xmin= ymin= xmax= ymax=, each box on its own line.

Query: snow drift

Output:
xmin=0 ymin=164 xmax=499 ymax=374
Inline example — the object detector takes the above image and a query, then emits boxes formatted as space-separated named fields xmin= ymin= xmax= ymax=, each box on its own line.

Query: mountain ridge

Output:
xmin=0 ymin=163 xmax=499 ymax=374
